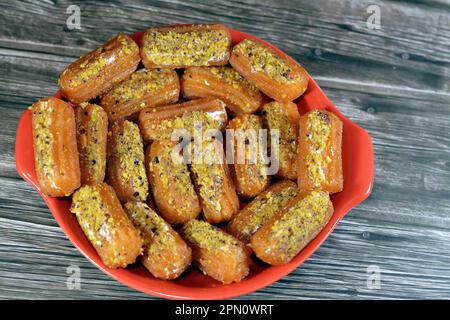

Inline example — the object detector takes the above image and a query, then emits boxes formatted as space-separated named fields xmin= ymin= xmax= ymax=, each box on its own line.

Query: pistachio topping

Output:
xmin=32 ymin=101 xmax=55 ymax=180
xmin=147 ymin=109 xmax=225 ymax=140
xmin=71 ymin=186 xmax=113 ymax=247
xmin=278 ymin=141 xmax=296 ymax=172
xmin=105 ymin=68 xmax=174 ymax=103
xmin=263 ymin=102 xmax=296 ymax=142
xmin=209 ymin=66 xmax=257 ymax=91
xmin=116 ymin=34 xmax=139 ymax=58
xmin=124 ymin=202 xmax=176 ymax=256
xmin=190 ymin=141 xmax=226 ymax=213
xmin=144 ymin=29 xmax=230 ymax=66
xmin=239 ymin=183 xmax=298 ymax=239
xmin=149 ymin=142 xmax=197 ymax=213
xmin=263 ymin=102 xmax=298 ymax=174
xmin=234 ymin=39 xmax=300 ymax=83
xmin=70 ymin=55 xmax=107 ymax=87
xmin=182 ymin=219 xmax=240 ymax=251
xmin=305 ymin=110 xmax=331 ymax=187
xmin=117 ymin=121 xmax=148 ymax=200
xmin=269 ymin=191 xmax=331 ymax=257
xmin=78 ymin=104 xmax=106 ymax=181
xmin=71 ymin=185 xmax=138 ymax=267
xmin=119 ymin=34 xmax=138 ymax=56
xmin=230 ymin=115 xmax=268 ymax=187
xmin=69 ymin=34 xmax=137 ymax=87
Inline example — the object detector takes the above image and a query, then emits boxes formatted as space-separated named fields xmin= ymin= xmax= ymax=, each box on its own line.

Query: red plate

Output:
xmin=15 ymin=28 xmax=374 ymax=299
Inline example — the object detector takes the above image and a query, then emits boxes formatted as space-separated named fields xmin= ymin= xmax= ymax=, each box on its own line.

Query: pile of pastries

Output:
xmin=30 ymin=24 xmax=343 ymax=284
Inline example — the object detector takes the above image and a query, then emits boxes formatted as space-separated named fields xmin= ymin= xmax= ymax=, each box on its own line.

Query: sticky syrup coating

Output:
xmin=138 ymin=98 xmax=228 ymax=142
xmin=233 ymin=39 xmax=301 ymax=84
xmin=146 ymin=140 xmax=201 ymax=224
xmin=31 ymin=97 xmax=80 ymax=196
xmin=262 ymin=101 xmax=300 ymax=180
xmin=250 ymin=191 xmax=333 ymax=265
xmin=189 ymin=139 xmax=240 ymax=223
xmin=228 ymin=180 xmax=299 ymax=243
xmin=100 ymin=68 xmax=179 ymax=120
xmin=59 ymin=33 xmax=140 ymax=103
xmin=75 ymin=102 xmax=108 ymax=185
xmin=181 ymin=66 xmax=262 ymax=115
xmin=227 ymin=114 xmax=270 ymax=198
xmin=70 ymin=183 xmax=143 ymax=269
xmin=141 ymin=24 xmax=231 ymax=68
xmin=298 ymin=109 xmax=343 ymax=194
xmin=180 ymin=219 xmax=251 ymax=284
xmin=33 ymin=101 xmax=55 ymax=183
xmin=107 ymin=120 xmax=148 ymax=203
xmin=124 ymin=201 xmax=192 ymax=280
xmin=230 ymin=38 xmax=309 ymax=102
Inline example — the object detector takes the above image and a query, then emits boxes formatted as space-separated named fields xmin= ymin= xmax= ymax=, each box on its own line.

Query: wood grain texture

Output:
xmin=1 ymin=0 xmax=449 ymax=299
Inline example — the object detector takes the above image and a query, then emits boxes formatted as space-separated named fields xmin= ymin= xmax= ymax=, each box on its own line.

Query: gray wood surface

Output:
xmin=1 ymin=0 xmax=449 ymax=300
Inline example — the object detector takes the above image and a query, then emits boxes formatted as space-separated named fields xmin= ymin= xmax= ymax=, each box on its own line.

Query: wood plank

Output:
xmin=0 ymin=0 xmax=449 ymax=97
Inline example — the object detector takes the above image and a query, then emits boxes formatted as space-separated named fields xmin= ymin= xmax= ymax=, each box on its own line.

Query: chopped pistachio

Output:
xmin=209 ymin=66 xmax=257 ymax=91
xmin=71 ymin=186 xmax=114 ymax=247
xmin=182 ymin=219 xmax=240 ymax=251
xmin=144 ymin=29 xmax=229 ymax=66
xmin=269 ymin=191 xmax=331 ymax=257
xmin=105 ymin=68 xmax=174 ymax=103
xmin=32 ymin=101 xmax=55 ymax=179
xmin=190 ymin=140 xmax=225 ymax=213
xmin=305 ymin=110 xmax=331 ymax=187
xmin=239 ymin=183 xmax=298 ymax=239
xmin=234 ymin=39 xmax=300 ymax=84
xmin=124 ymin=202 xmax=176 ymax=257
xmin=148 ymin=109 xmax=225 ymax=140
xmin=263 ymin=102 xmax=298 ymax=175
xmin=70 ymin=34 xmax=137 ymax=87
xmin=116 ymin=121 xmax=148 ymax=201
xmin=149 ymin=142 xmax=197 ymax=213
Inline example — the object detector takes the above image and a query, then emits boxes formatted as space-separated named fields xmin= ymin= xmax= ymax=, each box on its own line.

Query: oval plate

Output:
xmin=15 ymin=27 xmax=374 ymax=299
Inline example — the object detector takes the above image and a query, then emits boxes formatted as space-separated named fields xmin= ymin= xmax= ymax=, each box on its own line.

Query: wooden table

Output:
xmin=1 ymin=0 xmax=449 ymax=300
